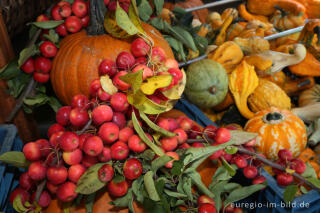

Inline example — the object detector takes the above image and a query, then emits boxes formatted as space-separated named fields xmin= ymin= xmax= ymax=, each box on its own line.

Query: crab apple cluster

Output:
xmin=106 ymin=0 xmax=131 ymax=13
xmin=272 ymin=149 xmax=306 ymax=187
xmin=197 ymin=195 xmax=243 ymax=213
xmin=97 ymin=37 xmax=183 ymax=100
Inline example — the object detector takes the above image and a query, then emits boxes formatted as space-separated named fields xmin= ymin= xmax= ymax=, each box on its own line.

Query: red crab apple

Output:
xmin=82 ymin=155 xmax=99 ymax=168
xmin=23 ymin=142 xmax=41 ymax=161
xmin=56 ymin=23 xmax=68 ymax=36
xmin=46 ymin=182 xmax=59 ymax=194
xmin=198 ymin=204 xmax=217 ymax=213
xmin=99 ymin=59 xmax=117 ymax=76
xmin=111 ymin=141 xmax=129 ymax=160
xmin=108 ymin=1 xmax=117 ymax=11
xmin=98 ymin=146 xmax=112 ymax=162
xmin=104 ymin=0 xmax=110 ymax=6
xmin=113 ymin=71 xmax=131 ymax=91
xmin=128 ymin=135 xmax=147 ymax=152
xmin=72 ymin=0 xmax=88 ymax=18
xmin=164 ymin=58 xmax=179 ymax=69
xmin=110 ymin=92 xmax=129 ymax=112
xmin=51 ymin=5 xmax=63 ymax=20
xmin=192 ymin=142 xmax=205 ymax=148
xmin=71 ymin=94 xmax=89 ymax=109
xmin=80 ymin=15 xmax=90 ymax=27
xmin=98 ymin=164 xmax=114 ymax=182
xmin=243 ymin=166 xmax=258 ymax=179
xmin=173 ymin=128 xmax=187 ymax=144
xmin=36 ymin=14 xmax=49 ymax=22
xmin=69 ymin=108 xmax=89 ymax=127
xmin=107 ymin=180 xmax=128 ymax=197
xmin=19 ymin=172 xmax=35 ymax=190
xmin=58 ymin=1 xmax=71 ymax=7
xmin=151 ymin=47 xmax=166 ymax=64
xmin=34 ymin=57 xmax=51 ymax=73
xmin=177 ymin=117 xmax=193 ymax=131
xmin=89 ymin=79 xmax=102 ymax=97
xmin=116 ymin=51 xmax=135 ymax=70
xmin=135 ymin=57 xmax=147 ymax=65
xmin=253 ymin=153 xmax=266 ymax=167
xmin=112 ymin=112 xmax=126 ymax=129
xmin=48 ymin=123 xmax=65 ymax=138
xmin=98 ymin=122 xmax=119 ymax=144
xmin=161 ymin=137 xmax=178 ymax=151
xmin=244 ymin=138 xmax=256 ymax=147
xmin=32 ymin=190 xmax=51 ymax=207
xmin=63 ymin=148 xmax=83 ymax=165
xmin=234 ymin=156 xmax=248 ymax=168
xmin=131 ymin=38 xmax=150 ymax=57
xmin=56 ymin=106 xmax=72 ymax=126
xmin=28 ymin=161 xmax=47 ymax=181
xmin=209 ymin=149 xmax=223 ymax=160
xmin=40 ymin=41 xmax=58 ymax=58
xmin=197 ymin=195 xmax=215 ymax=206
xmin=65 ymin=16 xmax=82 ymax=33
xmin=79 ymin=133 xmax=92 ymax=149
xmin=179 ymin=143 xmax=190 ymax=149
xmin=68 ymin=164 xmax=86 ymax=183
xmin=278 ymin=149 xmax=293 ymax=162
xmin=119 ymin=127 xmax=134 ymax=142
xmin=98 ymin=88 xmax=111 ymax=101
xmin=276 ymin=173 xmax=293 ymax=186
xmin=35 ymin=139 xmax=51 ymax=158
xmin=203 ymin=125 xmax=217 ymax=140
xmin=33 ymin=72 xmax=50 ymax=83
xmin=189 ymin=125 xmax=202 ymax=139
xmin=233 ymin=208 xmax=244 ymax=213
xmin=167 ymin=118 xmax=179 ymax=131
xmin=165 ymin=152 xmax=179 ymax=168
xmin=214 ymin=128 xmax=230 ymax=144
xmin=9 ymin=188 xmax=30 ymax=204
xmin=92 ymin=105 xmax=113 ymax=125
xmin=156 ymin=118 xmax=170 ymax=131
xmin=60 ymin=132 xmax=79 ymax=151
xmin=272 ymin=160 xmax=286 ymax=175
xmin=21 ymin=58 xmax=35 ymax=74
xmin=132 ymin=64 xmax=153 ymax=80
xmin=123 ymin=158 xmax=143 ymax=180
xmin=56 ymin=182 xmax=78 ymax=202
xmin=83 ymin=136 xmax=104 ymax=156
xmin=252 ymin=175 xmax=266 ymax=185
xmin=47 ymin=165 xmax=68 ymax=185
xmin=290 ymin=158 xmax=306 ymax=174
xmin=49 ymin=131 xmax=64 ymax=147
xmin=168 ymin=68 xmax=183 ymax=85
xmin=59 ymin=4 xmax=72 ymax=18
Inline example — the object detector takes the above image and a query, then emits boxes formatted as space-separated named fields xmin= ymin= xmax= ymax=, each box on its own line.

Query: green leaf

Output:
xmin=23 ymin=104 xmax=33 ymax=114
xmin=151 ymin=155 xmax=172 ymax=173
xmin=194 ymin=35 xmax=208 ymax=55
xmin=143 ymin=198 xmax=167 ymax=213
xmin=0 ymin=59 xmax=20 ymax=79
xmin=164 ymin=36 xmax=180 ymax=52
xmin=113 ymin=174 xmax=125 ymax=183
xmin=132 ymin=111 xmax=164 ymax=156
xmin=29 ymin=25 xmax=38 ymax=39
xmin=43 ymin=29 xmax=60 ymax=44
xmin=119 ymin=70 xmax=143 ymax=94
xmin=76 ymin=163 xmax=108 ymax=194
xmin=85 ymin=193 xmax=96 ymax=213
xmin=13 ymin=195 xmax=28 ymax=213
xmin=210 ymin=166 xmax=232 ymax=185
xmin=139 ymin=111 xmax=176 ymax=137
xmin=138 ymin=149 xmax=155 ymax=161
xmin=171 ymin=160 xmax=183 ymax=176
xmin=302 ymin=162 xmax=317 ymax=179
xmin=18 ymin=45 xmax=38 ymax=67
xmin=128 ymin=0 xmax=145 ymax=34
xmin=283 ymin=185 xmax=298 ymax=203
xmin=210 ymin=181 xmax=228 ymax=212
xmin=306 ymin=177 xmax=320 ymax=188
xmin=221 ymin=157 xmax=236 ymax=176
xmin=177 ymin=40 xmax=186 ymax=62
xmin=138 ymin=0 xmax=153 ymax=21
xmin=132 ymin=176 xmax=144 ymax=203
xmin=223 ymin=183 xmax=242 ymax=193
xmin=169 ymin=26 xmax=197 ymax=51
xmin=28 ymin=20 xmax=64 ymax=29
xmin=6 ymin=73 xmax=31 ymax=98
xmin=154 ymin=0 xmax=164 ymax=15
xmin=164 ymin=189 xmax=187 ymax=198
xmin=182 ymin=176 xmax=193 ymax=202
xmin=224 ymin=183 xmax=267 ymax=209
xmin=111 ymin=188 xmax=133 ymax=207
xmin=300 ymin=185 xmax=308 ymax=194
xmin=230 ymin=131 xmax=258 ymax=145
xmin=225 ymin=146 xmax=238 ymax=155
xmin=186 ymin=170 xmax=215 ymax=199
xmin=116 ymin=2 xmax=139 ymax=35
xmin=48 ymin=96 xmax=62 ymax=112
xmin=144 ymin=171 xmax=160 ymax=201
xmin=24 ymin=94 xmax=49 ymax=106
xmin=150 ymin=17 xmax=165 ymax=30
xmin=0 ymin=151 xmax=30 ymax=168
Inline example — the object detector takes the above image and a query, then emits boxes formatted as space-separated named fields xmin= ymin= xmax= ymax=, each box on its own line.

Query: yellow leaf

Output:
xmin=119 ymin=70 xmax=143 ymax=94
xmin=141 ymin=75 xmax=172 ymax=95
xmin=100 ymin=75 xmax=118 ymax=95
xmin=162 ymin=69 xmax=186 ymax=99
xmin=286 ymin=168 xmax=295 ymax=174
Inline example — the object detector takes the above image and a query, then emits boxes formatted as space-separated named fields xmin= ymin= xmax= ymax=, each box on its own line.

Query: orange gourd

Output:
xmin=238 ymin=4 xmax=269 ymax=23
xmin=163 ymin=0 xmax=208 ymax=23
xmin=51 ymin=20 xmax=173 ymax=105
xmin=245 ymin=107 xmax=307 ymax=160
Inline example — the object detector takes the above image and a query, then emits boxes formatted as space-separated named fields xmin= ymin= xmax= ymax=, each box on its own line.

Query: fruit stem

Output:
xmin=35 ymin=179 xmax=47 ymax=203
xmin=76 ymin=119 xmax=93 ymax=135
xmin=237 ymin=146 xmax=320 ymax=193
xmin=6 ymin=78 xmax=37 ymax=122
xmin=87 ymin=0 xmax=106 ymax=36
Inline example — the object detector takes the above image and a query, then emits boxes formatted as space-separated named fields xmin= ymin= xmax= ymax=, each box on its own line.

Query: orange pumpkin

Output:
xmin=244 ymin=107 xmax=307 ymax=160
xmin=163 ymin=0 xmax=208 ymax=23
xmin=42 ymin=110 xmax=218 ymax=213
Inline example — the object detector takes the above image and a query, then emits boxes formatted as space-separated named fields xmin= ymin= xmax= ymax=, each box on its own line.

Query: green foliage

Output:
xmin=0 ymin=151 xmax=30 ymax=168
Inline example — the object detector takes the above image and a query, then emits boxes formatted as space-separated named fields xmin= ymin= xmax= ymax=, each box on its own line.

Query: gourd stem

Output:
xmin=87 ymin=0 xmax=106 ymax=36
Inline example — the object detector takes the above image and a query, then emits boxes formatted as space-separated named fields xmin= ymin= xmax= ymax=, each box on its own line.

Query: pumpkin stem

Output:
xmin=87 ymin=0 xmax=106 ymax=36
xmin=263 ymin=112 xmax=284 ymax=124
xmin=209 ymin=86 xmax=217 ymax=95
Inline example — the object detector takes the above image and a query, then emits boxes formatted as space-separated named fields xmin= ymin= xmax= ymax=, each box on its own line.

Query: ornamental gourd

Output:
xmin=244 ymin=107 xmax=307 ymax=160
xmin=184 ymin=59 xmax=228 ymax=108
xmin=299 ymin=84 xmax=320 ymax=107
xmin=248 ymin=79 xmax=291 ymax=112
xmin=51 ymin=0 xmax=174 ymax=105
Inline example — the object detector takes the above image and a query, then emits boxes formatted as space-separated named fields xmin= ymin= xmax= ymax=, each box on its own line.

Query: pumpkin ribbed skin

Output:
xmin=299 ymin=84 xmax=320 ymax=107
xmin=51 ymin=23 xmax=174 ymax=105
xmin=164 ymin=0 xmax=208 ymax=23
xmin=248 ymin=79 xmax=291 ymax=112
xmin=185 ymin=59 xmax=228 ymax=108
xmin=244 ymin=107 xmax=307 ymax=160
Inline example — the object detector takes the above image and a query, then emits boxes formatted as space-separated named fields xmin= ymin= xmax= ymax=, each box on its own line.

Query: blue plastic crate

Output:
xmin=256 ymin=170 xmax=320 ymax=213
xmin=0 ymin=124 xmax=24 ymax=213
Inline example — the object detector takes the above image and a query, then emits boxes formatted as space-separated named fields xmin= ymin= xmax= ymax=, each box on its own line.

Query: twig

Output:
xmin=237 ymin=147 xmax=320 ymax=193
xmin=6 ymin=78 xmax=37 ymax=122
xmin=76 ymin=119 xmax=93 ymax=135
xmin=35 ymin=179 xmax=47 ymax=203
xmin=184 ymin=0 xmax=241 ymax=12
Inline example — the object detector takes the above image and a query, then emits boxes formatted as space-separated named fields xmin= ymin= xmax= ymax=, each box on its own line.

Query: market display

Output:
xmin=1 ymin=0 xmax=320 ymax=212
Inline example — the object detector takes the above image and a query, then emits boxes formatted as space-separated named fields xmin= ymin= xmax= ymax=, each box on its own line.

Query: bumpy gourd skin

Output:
xmin=185 ymin=59 xmax=228 ymax=108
